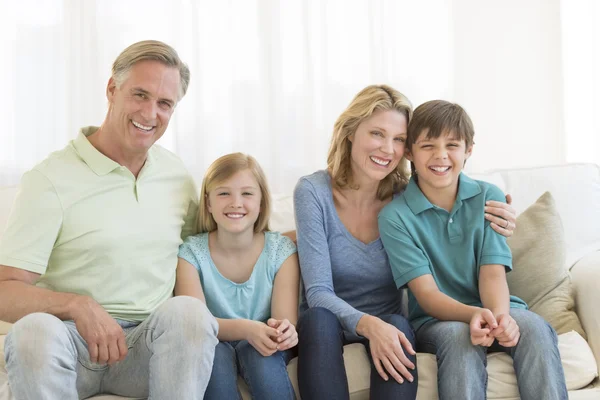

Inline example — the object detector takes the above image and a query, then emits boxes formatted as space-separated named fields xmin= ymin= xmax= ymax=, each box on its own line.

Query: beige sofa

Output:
xmin=1 ymin=163 xmax=600 ymax=399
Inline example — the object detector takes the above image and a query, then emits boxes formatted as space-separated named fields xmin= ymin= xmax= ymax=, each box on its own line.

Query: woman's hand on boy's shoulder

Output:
xmin=485 ymin=194 xmax=517 ymax=237
xmin=267 ymin=318 xmax=298 ymax=351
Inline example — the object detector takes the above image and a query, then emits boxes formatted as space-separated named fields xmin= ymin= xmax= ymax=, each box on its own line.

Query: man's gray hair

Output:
xmin=112 ymin=40 xmax=190 ymax=100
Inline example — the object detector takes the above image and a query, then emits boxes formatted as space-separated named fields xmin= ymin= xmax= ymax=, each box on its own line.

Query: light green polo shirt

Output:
xmin=0 ymin=127 xmax=198 ymax=322
xmin=379 ymin=173 xmax=527 ymax=331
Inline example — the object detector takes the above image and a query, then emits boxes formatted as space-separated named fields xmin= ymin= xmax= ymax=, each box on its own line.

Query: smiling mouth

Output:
xmin=224 ymin=213 xmax=245 ymax=219
xmin=131 ymin=120 xmax=154 ymax=132
xmin=370 ymin=156 xmax=391 ymax=167
xmin=429 ymin=166 xmax=451 ymax=174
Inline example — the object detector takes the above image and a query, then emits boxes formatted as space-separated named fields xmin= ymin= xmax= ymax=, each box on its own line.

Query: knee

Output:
xmin=433 ymin=322 xmax=475 ymax=354
xmin=5 ymin=313 xmax=72 ymax=368
xmin=382 ymin=314 xmax=414 ymax=341
xmin=155 ymin=296 xmax=218 ymax=343
xmin=512 ymin=310 xmax=557 ymax=346
xmin=298 ymin=307 xmax=339 ymax=336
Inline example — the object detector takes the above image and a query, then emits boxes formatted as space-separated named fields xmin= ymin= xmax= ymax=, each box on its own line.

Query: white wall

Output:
xmin=452 ymin=0 xmax=565 ymax=173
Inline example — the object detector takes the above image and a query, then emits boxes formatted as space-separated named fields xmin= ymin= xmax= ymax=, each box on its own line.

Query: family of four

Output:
xmin=0 ymin=40 xmax=567 ymax=399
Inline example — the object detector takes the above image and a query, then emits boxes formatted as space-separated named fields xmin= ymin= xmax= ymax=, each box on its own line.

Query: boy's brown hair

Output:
xmin=406 ymin=100 xmax=474 ymax=174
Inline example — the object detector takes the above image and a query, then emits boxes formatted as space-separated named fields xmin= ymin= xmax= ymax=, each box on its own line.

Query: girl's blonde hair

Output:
xmin=327 ymin=85 xmax=413 ymax=200
xmin=198 ymin=153 xmax=271 ymax=233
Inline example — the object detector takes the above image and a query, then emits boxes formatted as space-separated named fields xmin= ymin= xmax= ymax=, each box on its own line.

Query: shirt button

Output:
xmin=449 ymin=218 xmax=453 ymax=223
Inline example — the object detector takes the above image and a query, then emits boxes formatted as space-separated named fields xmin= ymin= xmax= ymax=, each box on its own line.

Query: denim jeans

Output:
xmin=204 ymin=339 xmax=296 ymax=400
xmin=4 ymin=296 xmax=219 ymax=400
xmin=416 ymin=308 xmax=568 ymax=400
xmin=297 ymin=307 xmax=418 ymax=400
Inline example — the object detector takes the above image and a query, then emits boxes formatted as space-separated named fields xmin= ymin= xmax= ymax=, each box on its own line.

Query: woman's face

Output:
xmin=348 ymin=109 xmax=408 ymax=186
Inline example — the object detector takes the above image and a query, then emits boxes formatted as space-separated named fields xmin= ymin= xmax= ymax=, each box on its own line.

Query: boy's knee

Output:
xmin=512 ymin=310 xmax=557 ymax=344
xmin=5 ymin=313 xmax=73 ymax=369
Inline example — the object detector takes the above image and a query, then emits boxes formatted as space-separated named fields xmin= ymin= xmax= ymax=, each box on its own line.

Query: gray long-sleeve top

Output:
xmin=294 ymin=170 xmax=403 ymax=335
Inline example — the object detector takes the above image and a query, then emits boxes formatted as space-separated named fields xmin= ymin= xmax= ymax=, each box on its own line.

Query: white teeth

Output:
xmin=132 ymin=120 xmax=153 ymax=131
xmin=225 ymin=213 xmax=245 ymax=219
xmin=370 ymin=156 xmax=390 ymax=166
xmin=430 ymin=166 xmax=450 ymax=172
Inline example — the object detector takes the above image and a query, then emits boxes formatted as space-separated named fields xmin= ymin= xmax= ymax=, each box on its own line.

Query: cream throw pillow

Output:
xmin=506 ymin=191 xmax=586 ymax=338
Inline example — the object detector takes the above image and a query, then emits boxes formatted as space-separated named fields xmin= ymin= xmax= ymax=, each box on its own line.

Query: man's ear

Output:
xmin=106 ymin=77 xmax=117 ymax=102
xmin=404 ymin=149 xmax=413 ymax=162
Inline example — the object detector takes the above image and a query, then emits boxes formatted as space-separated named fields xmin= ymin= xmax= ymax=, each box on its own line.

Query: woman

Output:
xmin=293 ymin=85 xmax=516 ymax=399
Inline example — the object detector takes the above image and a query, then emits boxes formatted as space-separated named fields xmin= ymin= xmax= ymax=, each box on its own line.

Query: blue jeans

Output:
xmin=205 ymin=340 xmax=296 ymax=400
xmin=416 ymin=308 xmax=568 ymax=400
xmin=4 ymin=296 xmax=219 ymax=400
xmin=297 ymin=307 xmax=418 ymax=400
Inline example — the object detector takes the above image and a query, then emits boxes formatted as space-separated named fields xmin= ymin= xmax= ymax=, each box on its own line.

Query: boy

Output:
xmin=378 ymin=100 xmax=567 ymax=400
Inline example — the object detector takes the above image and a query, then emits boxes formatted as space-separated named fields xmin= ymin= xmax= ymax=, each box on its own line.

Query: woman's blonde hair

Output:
xmin=198 ymin=153 xmax=271 ymax=233
xmin=327 ymin=85 xmax=413 ymax=200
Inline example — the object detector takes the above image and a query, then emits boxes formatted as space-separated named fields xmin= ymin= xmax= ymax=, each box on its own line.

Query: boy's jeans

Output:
xmin=416 ymin=308 xmax=568 ymax=400
xmin=4 ymin=296 xmax=218 ymax=400
xmin=205 ymin=340 xmax=296 ymax=400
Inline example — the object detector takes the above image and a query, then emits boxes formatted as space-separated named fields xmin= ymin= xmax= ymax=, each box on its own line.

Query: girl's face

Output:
xmin=206 ymin=169 xmax=262 ymax=234
xmin=348 ymin=109 xmax=407 ymax=186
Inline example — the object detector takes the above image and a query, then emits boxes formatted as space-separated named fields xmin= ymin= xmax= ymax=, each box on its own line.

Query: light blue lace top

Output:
xmin=178 ymin=231 xmax=297 ymax=322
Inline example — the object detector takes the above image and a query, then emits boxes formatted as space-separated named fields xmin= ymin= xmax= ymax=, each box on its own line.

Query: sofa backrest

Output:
xmin=495 ymin=163 xmax=600 ymax=269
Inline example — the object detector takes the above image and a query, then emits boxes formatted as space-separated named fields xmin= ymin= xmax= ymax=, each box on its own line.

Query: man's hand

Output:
xmin=70 ymin=296 xmax=128 ymax=365
xmin=470 ymin=308 xmax=497 ymax=347
xmin=490 ymin=313 xmax=520 ymax=347
xmin=267 ymin=318 xmax=298 ymax=351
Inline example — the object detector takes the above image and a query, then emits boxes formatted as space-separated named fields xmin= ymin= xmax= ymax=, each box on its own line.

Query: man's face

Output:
xmin=105 ymin=60 xmax=180 ymax=155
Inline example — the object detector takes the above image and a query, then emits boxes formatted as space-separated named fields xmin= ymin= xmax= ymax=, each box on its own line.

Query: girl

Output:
xmin=175 ymin=153 xmax=299 ymax=400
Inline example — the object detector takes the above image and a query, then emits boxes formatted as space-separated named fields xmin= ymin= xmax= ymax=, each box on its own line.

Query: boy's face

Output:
xmin=406 ymin=130 xmax=473 ymax=196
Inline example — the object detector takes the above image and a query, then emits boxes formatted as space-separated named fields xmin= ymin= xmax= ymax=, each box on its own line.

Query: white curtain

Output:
xmin=560 ymin=0 xmax=600 ymax=166
xmin=0 ymin=0 xmax=453 ymax=193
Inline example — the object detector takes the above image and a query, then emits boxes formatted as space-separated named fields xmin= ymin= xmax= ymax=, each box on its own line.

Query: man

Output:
xmin=0 ymin=40 xmax=218 ymax=399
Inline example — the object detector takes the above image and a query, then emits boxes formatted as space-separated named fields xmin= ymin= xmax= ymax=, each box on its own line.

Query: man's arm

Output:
xmin=0 ymin=265 xmax=81 ymax=322
xmin=0 ymin=264 xmax=128 ymax=364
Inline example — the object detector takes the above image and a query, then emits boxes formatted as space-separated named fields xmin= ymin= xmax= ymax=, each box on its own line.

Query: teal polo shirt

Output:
xmin=379 ymin=173 xmax=527 ymax=331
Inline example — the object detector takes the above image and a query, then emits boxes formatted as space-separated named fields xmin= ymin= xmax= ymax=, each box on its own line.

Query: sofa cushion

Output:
xmin=506 ymin=191 xmax=586 ymax=338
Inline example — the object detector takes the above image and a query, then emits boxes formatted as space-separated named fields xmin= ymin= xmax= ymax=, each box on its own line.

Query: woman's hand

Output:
xmin=485 ymin=194 xmax=517 ymax=237
xmin=267 ymin=318 xmax=298 ymax=351
xmin=358 ymin=315 xmax=415 ymax=384
xmin=245 ymin=320 xmax=279 ymax=356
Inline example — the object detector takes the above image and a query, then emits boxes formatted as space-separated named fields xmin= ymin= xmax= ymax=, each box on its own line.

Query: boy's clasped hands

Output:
xmin=245 ymin=318 xmax=298 ymax=356
xmin=470 ymin=309 xmax=521 ymax=348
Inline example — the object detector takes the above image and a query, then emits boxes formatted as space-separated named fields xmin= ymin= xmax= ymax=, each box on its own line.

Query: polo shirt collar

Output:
xmin=404 ymin=172 xmax=482 ymax=215
xmin=73 ymin=127 xmax=121 ymax=176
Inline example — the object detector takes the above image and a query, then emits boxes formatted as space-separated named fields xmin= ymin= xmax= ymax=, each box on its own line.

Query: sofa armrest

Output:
xmin=570 ymin=251 xmax=600 ymax=375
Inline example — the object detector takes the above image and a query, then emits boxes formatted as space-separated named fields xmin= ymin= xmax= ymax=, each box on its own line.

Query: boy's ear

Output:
xmin=465 ymin=145 xmax=473 ymax=160
xmin=404 ymin=149 xmax=413 ymax=162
